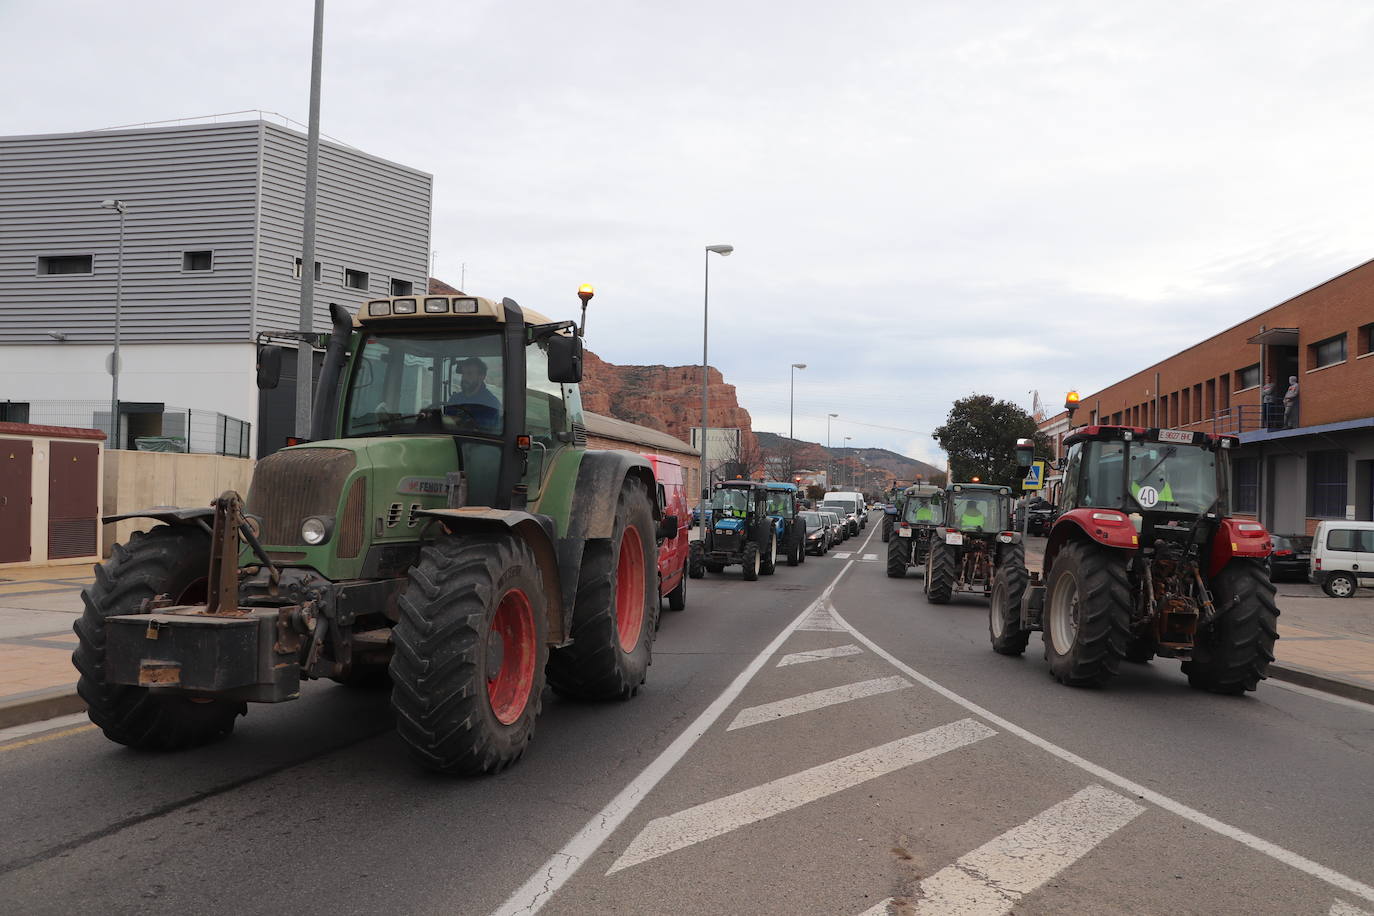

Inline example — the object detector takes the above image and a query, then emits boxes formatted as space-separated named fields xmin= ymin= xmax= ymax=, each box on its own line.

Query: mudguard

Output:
xmin=1042 ymin=509 xmax=1137 ymax=577
xmin=102 ymin=506 xmax=215 ymax=530
xmin=1208 ymin=517 xmax=1272 ymax=577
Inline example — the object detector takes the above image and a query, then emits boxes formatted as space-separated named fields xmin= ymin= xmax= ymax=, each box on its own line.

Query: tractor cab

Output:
xmin=765 ymin=482 xmax=807 ymax=567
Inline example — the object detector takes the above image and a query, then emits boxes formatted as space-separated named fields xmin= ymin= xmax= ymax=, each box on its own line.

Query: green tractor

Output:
xmin=886 ymin=483 xmax=943 ymax=578
xmin=923 ymin=482 xmax=1020 ymax=604
xmin=74 ymin=290 xmax=672 ymax=775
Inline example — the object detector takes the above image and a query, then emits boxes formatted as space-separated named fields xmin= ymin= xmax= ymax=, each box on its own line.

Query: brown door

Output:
xmin=48 ymin=441 xmax=99 ymax=559
xmin=0 ymin=439 xmax=33 ymax=563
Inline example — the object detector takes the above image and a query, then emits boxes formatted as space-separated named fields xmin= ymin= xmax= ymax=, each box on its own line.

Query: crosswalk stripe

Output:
xmin=776 ymin=644 xmax=863 ymax=667
xmin=833 ymin=551 xmax=852 ymax=559
xmin=1331 ymin=902 xmax=1374 ymax=915
xmin=862 ymin=553 xmax=878 ymax=561
xmin=727 ymin=676 xmax=912 ymax=730
xmin=605 ymin=718 xmax=995 ymax=875
xmin=856 ymin=784 xmax=1144 ymax=915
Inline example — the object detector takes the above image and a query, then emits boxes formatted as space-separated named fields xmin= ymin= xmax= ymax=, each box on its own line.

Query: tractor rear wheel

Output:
xmin=760 ymin=534 xmax=777 ymax=576
xmin=989 ymin=556 xmax=1031 ymax=656
xmin=547 ymin=476 xmax=658 ymax=700
xmin=687 ymin=541 xmax=705 ymax=579
xmin=742 ymin=542 xmax=761 ymax=581
xmin=391 ymin=532 xmax=548 ymax=774
xmin=786 ymin=530 xmax=801 ymax=567
xmin=1183 ymin=560 xmax=1279 ymax=695
xmin=881 ymin=515 xmax=893 ymax=542
xmin=886 ymin=534 xmax=909 ymax=578
xmin=1042 ymin=540 xmax=1131 ymax=687
xmin=73 ymin=525 xmax=245 ymax=750
xmin=925 ymin=541 xmax=955 ymax=604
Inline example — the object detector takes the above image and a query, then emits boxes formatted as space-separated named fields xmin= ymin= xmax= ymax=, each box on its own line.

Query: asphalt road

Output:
xmin=1 ymin=515 xmax=1372 ymax=915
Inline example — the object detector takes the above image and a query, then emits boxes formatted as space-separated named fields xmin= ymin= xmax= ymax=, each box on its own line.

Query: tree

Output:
xmin=932 ymin=394 xmax=1051 ymax=488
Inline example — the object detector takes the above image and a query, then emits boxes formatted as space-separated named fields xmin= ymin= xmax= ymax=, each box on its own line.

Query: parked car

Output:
xmin=1310 ymin=520 xmax=1374 ymax=597
xmin=644 ymin=454 xmax=689 ymax=611
xmin=798 ymin=510 xmax=831 ymax=555
xmin=821 ymin=499 xmax=860 ymax=537
xmin=1266 ymin=534 xmax=1312 ymax=582
xmin=818 ymin=510 xmax=846 ymax=544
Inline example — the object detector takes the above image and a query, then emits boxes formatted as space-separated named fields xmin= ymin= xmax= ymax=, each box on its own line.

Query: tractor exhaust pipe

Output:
xmin=310 ymin=303 xmax=354 ymax=442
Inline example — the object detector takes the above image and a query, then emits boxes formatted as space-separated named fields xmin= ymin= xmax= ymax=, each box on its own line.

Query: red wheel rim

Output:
xmin=615 ymin=526 xmax=646 ymax=652
xmin=487 ymin=588 xmax=537 ymax=725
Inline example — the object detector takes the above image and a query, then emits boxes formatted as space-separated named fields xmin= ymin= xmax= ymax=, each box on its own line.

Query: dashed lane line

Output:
xmin=856 ymin=784 xmax=1144 ymax=915
xmin=862 ymin=553 xmax=879 ymax=561
xmin=606 ymin=718 xmax=996 ymax=876
xmin=826 ymin=604 xmax=1374 ymax=905
xmin=832 ymin=552 xmax=853 ymax=560
xmin=776 ymin=644 xmax=864 ymax=667
xmin=726 ymin=675 xmax=912 ymax=731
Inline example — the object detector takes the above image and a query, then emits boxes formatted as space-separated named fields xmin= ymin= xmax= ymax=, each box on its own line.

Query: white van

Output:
xmin=822 ymin=491 xmax=866 ymax=534
xmin=1310 ymin=520 xmax=1374 ymax=598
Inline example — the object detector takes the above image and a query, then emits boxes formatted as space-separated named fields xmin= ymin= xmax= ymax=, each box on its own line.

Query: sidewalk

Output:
xmin=0 ymin=565 xmax=93 ymax=728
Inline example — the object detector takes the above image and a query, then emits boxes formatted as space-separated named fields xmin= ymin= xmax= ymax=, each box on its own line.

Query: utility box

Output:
xmin=0 ymin=422 xmax=105 ymax=567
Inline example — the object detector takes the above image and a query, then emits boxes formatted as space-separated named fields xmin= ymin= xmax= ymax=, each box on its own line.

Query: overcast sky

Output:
xmin=6 ymin=0 xmax=1374 ymax=465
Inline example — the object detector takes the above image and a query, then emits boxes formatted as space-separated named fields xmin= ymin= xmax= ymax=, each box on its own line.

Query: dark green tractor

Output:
xmin=922 ymin=483 xmax=1020 ymax=604
xmin=886 ymin=484 xmax=943 ymax=578
xmin=75 ymin=290 xmax=671 ymax=775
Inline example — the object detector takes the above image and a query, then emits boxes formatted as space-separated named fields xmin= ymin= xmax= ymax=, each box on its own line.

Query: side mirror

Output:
xmin=257 ymin=345 xmax=283 ymax=390
xmin=658 ymin=515 xmax=679 ymax=540
xmin=547 ymin=334 xmax=583 ymax=383
xmin=1015 ymin=437 xmax=1035 ymax=470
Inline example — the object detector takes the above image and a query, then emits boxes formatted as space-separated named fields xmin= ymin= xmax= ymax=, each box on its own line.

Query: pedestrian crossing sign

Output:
xmin=1022 ymin=460 xmax=1046 ymax=491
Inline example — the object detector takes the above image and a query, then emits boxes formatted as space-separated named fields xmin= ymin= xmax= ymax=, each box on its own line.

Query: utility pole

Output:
xmin=294 ymin=0 xmax=325 ymax=439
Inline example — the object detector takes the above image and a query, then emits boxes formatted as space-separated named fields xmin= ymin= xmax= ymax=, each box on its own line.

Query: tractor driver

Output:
xmin=959 ymin=499 xmax=987 ymax=531
xmin=442 ymin=356 xmax=502 ymax=432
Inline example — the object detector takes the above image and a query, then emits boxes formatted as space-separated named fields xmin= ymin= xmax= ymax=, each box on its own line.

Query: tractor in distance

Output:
xmin=880 ymin=483 xmax=907 ymax=542
xmin=887 ymin=483 xmax=943 ymax=578
xmin=688 ymin=480 xmax=776 ymax=580
xmin=75 ymin=287 xmax=672 ymax=776
xmin=989 ymin=420 xmax=1277 ymax=694
xmin=765 ymin=481 xmax=807 ymax=567
xmin=923 ymin=483 xmax=1020 ymax=604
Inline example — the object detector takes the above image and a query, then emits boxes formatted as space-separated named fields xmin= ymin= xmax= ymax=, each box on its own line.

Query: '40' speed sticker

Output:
xmin=1135 ymin=486 xmax=1159 ymax=508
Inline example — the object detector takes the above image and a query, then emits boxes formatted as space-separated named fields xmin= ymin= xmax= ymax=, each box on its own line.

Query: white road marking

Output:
xmin=776 ymin=644 xmax=863 ymax=667
xmin=1267 ymin=678 xmax=1374 ymax=715
xmin=1331 ymin=902 xmax=1374 ymax=916
xmin=833 ymin=551 xmax=853 ymax=559
xmin=606 ymin=718 xmax=995 ymax=875
xmin=798 ymin=600 xmax=848 ymax=632
xmin=862 ymin=553 xmax=879 ymax=561
xmin=0 ymin=712 xmax=89 ymax=745
xmin=826 ymin=605 xmax=1374 ymax=906
xmin=727 ymin=675 xmax=912 ymax=730
xmin=488 ymin=552 xmax=867 ymax=916
xmin=856 ymin=784 xmax=1143 ymax=915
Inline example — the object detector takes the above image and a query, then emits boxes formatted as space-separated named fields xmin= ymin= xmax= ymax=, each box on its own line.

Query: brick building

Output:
xmin=1040 ymin=258 xmax=1374 ymax=535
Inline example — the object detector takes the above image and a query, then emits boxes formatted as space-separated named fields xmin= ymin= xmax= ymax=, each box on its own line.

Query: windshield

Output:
xmin=951 ymin=491 xmax=1007 ymax=532
xmin=766 ymin=491 xmax=795 ymax=517
xmin=902 ymin=496 xmax=943 ymax=525
xmin=344 ymin=331 xmax=504 ymax=438
xmin=822 ymin=501 xmax=854 ymax=516
xmin=798 ymin=511 xmax=824 ymax=531
xmin=711 ymin=489 xmax=751 ymax=517
xmin=1080 ymin=440 xmax=1219 ymax=515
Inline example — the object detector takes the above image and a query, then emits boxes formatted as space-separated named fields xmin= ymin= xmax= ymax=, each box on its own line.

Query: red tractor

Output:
xmin=990 ymin=424 xmax=1278 ymax=693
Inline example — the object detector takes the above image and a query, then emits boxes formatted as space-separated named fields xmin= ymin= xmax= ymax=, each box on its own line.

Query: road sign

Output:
xmin=1022 ymin=460 xmax=1046 ymax=491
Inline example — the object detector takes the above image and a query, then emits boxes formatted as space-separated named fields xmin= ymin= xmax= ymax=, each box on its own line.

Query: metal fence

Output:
xmin=7 ymin=400 xmax=251 ymax=457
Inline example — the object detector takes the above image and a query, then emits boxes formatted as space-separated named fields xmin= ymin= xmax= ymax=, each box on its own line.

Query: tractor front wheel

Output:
xmin=73 ymin=525 xmax=245 ymax=750
xmin=1183 ymin=560 xmax=1279 ymax=695
xmin=1042 ymin=540 xmax=1131 ymax=687
xmin=391 ymin=532 xmax=548 ymax=774
xmin=989 ymin=556 xmax=1030 ymax=656
xmin=547 ymin=476 xmax=658 ymax=700
xmin=925 ymin=541 xmax=955 ymax=604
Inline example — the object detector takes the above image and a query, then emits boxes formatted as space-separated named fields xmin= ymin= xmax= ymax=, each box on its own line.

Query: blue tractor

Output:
xmin=688 ymin=480 xmax=777 ymax=580
xmin=765 ymin=482 xmax=808 ymax=567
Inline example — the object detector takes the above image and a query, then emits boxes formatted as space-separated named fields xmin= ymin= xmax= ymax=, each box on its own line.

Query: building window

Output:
xmin=182 ymin=250 xmax=213 ymax=271
xmin=1308 ymin=333 xmax=1347 ymax=370
xmin=38 ymin=254 xmax=93 ymax=275
xmin=1233 ymin=456 xmax=1259 ymax=514
xmin=0 ymin=401 xmax=30 ymax=423
xmin=1360 ymin=322 xmax=1374 ymax=357
xmin=1309 ymin=449 xmax=1348 ymax=519
xmin=1236 ymin=364 xmax=1260 ymax=390
xmin=390 ymin=278 xmax=413 ymax=296
xmin=293 ymin=258 xmax=322 ymax=280
xmin=345 ymin=269 xmax=370 ymax=290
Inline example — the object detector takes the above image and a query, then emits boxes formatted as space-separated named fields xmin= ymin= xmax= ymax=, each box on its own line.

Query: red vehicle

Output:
xmin=645 ymin=453 xmax=690 ymax=611
xmin=991 ymin=424 xmax=1276 ymax=694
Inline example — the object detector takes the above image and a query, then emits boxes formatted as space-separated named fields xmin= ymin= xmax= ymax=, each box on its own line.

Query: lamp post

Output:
xmin=789 ymin=363 xmax=806 ymax=440
xmin=99 ymin=199 xmax=127 ymax=447
xmin=699 ymin=243 xmax=733 ymax=530
xmin=295 ymin=0 xmax=326 ymax=439
xmin=827 ymin=412 xmax=838 ymax=489
xmin=843 ymin=436 xmax=853 ymax=487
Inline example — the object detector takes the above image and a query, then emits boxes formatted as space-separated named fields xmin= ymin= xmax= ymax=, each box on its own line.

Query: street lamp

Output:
xmin=843 ymin=436 xmax=853 ymax=487
xmin=99 ymin=198 xmax=127 ymax=447
xmin=699 ymin=243 xmax=734 ymax=530
xmin=827 ymin=412 xmax=838 ymax=489
xmin=789 ymin=362 xmax=806 ymax=441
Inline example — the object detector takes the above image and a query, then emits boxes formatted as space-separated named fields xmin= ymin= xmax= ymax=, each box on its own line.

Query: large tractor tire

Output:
xmin=760 ymin=534 xmax=777 ymax=576
xmin=73 ymin=526 xmax=246 ymax=750
xmin=666 ymin=570 xmax=687 ymax=611
xmin=881 ymin=515 xmax=893 ymax=543
xmin=989 ymin=555 xmax=1031 ymax=656
xmin=786 ymin=530 xmax=802 ymax=567
xmin=1183 ymin=560 xmax=1280 ymax=695
xmin=391 ymin=532 xmax=548 ymax=774
xmin=687 ymin=541 xmax=705 ymax=580
xmin=1042 ymin=540 xmax=1131 ymax=687
xmin=741 ymin=542 xmax=761 ymax=581
xmin=547 ymin=477 xmax=658 ymax=700
xmin=886 ymin=534 xmax=910 ymax=578
xmin=925 ymin=541 xmax=955 ymax=604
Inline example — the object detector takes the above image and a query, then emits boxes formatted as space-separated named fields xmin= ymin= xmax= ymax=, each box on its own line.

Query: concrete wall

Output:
xmin=102 ymin=451 xmax=254 ymax=553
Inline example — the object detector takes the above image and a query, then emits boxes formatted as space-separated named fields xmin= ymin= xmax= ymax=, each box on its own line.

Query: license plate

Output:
xmin=899 ymin=528 xmax=912 ymax=538
xmin=1158 ymin=428 xmax=1193 ymax=444
xmin=945 ymin=532 xmax=964 ymax=546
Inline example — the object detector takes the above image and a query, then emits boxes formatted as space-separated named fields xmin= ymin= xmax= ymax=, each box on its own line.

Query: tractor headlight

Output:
xmin=301 ymin=516 xmax=332 ymax=545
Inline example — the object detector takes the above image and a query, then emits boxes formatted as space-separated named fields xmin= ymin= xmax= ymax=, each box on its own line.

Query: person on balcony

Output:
xmin=1283 ymin=376 xmax=1300 ymax=429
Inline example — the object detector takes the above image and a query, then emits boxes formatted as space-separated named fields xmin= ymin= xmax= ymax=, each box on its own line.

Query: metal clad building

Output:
xmin=0 ymin=119 xmax=432 ymax=456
